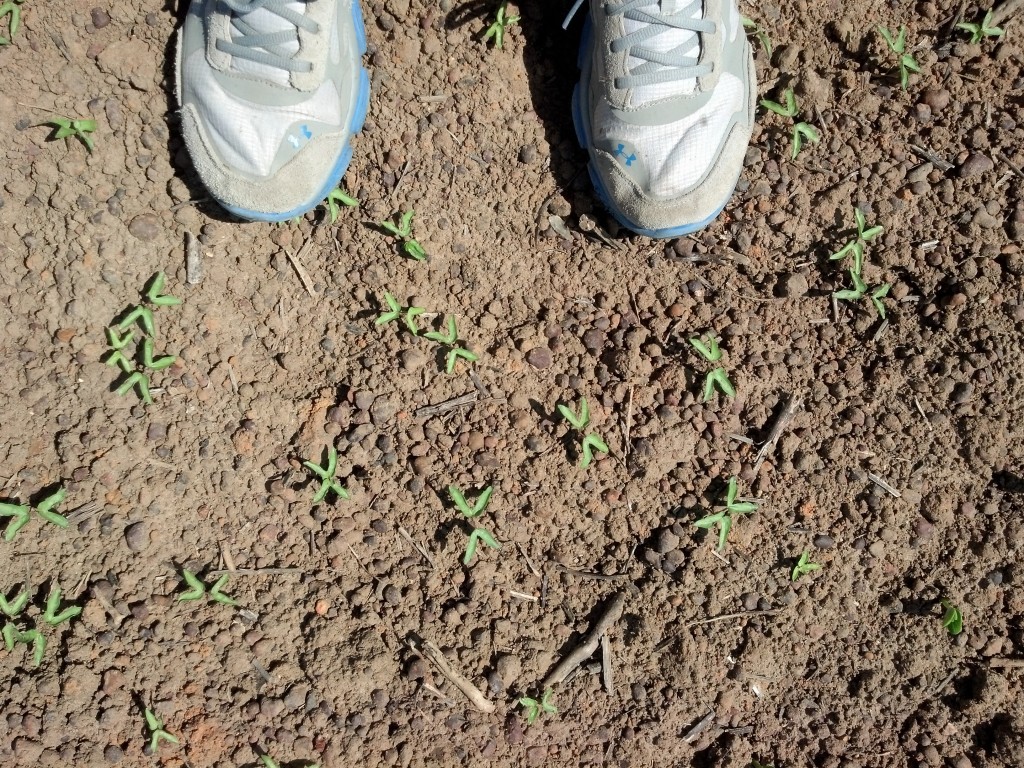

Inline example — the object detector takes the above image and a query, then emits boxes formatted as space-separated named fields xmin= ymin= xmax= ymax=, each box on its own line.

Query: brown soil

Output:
xmin=2 ymin=0 xmax=1024 ymax=767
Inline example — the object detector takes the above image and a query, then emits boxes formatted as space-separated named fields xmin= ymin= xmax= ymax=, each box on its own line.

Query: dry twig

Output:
xmin=543 ymin=591 xmax=627 ymax=687
xmin=406 ymin=635 xmax=495 ymax=713
xmin=753 ymin=396 xmax=802 ymax=473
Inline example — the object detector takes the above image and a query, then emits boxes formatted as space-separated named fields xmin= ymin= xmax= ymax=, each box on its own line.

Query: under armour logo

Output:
xmin=614 ymin=143 xmax=636 ymax=167
xmin=301 ymin=124 xmax=312 ymax=139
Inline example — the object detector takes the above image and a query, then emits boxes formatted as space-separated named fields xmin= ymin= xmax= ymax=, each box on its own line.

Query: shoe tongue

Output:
xmin=622 ymin=1 xmax=702 ymax=104
xmin=229 ymin=1 xmax=305 ymax=85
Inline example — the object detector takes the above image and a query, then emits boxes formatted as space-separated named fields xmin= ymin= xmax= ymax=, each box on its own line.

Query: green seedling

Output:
xmin=177 ymin=570 xmax=238 ymax=606
xmin=0 ymin=486 xmax=68 ymax=541
xmin=115 ymin=371 xmax=153 ymax=404
xmin=956 ymin=10 xmax=1004 ymax=43
xmin=0 ymin=0 xmax=25 ymax=45
xmin=791 ymin=550 xmax=821 ymax=581
xmin=259 ymin=755 xmax=320 ymax=768
xmin=144 ymin=708 xmax=179 ymax=752
xmin=463 ymin=527 xmax=500 ymax=565
xmin=117 ymin=305 xmax=156 ymax=337
xmin=302 ymin=446 xmax=349 ymax=504
xmin=518 ymin=688 xmax=558 ymax=724
xmin=483 ymin=1 xmax=520 ymax=49
xmin=694 ymin=476 xmax=758 ymax=550
xmin=579 ymin=434 xmax=610 ymax=469
xmin=557 ymin=397 xmax=610 ymax=468
xmin=43 ymin=116 xmax=97 ymax=153
xmin=557 ymin=397 xmax=590 ymax=430
xmin=42 ymin=585 xmax=81 ymax=626
xmin=106 ymin=327 xmax=134 ymax=350
xmin=750 ymin=761 xmax=776 ymax=768
xmin=404 ymin=306 xmax=425 ymax=335
xmin=2 ymin=625 xmax=45 ymax=666
xmin=208 ymin=575 xmax=237 ymax=606
xmin=141 ymin=338 xmax=177 ymax=371
xmin=834 ymin=270 xmax=891 ymax=320
xmin=741 ymin=16 xmax=773 ymax=57
xmin=380 ymin=210 xmax=427 ymax=261
xmin=324 ymin=187 xmax=358 ymax=223
xmin=104 ymin=350 xmax=133 ymax=373
xmin=424 ymin=315 xmax=479 ymax=373
xmin=376 ymin=292 xmax=402 ymax=326
xmin=449 ymin=485 xmax=493 ymax=518
xmin=878 ymin=25 xmax=922 ymax=90
xmin=0 ymin=587 xmax=29 ymax=618
xmin=759 ymin=88 xmax=819 ymax=159
xmin=689 ymin=334 xmax=735 ymax=401
xmin=144 ymin=272 xmax=181 ymax=307
xmin=831 ymin=207 xmax=884 ymax=276
xmin=941 ymin=599 xmax=963 ymax=635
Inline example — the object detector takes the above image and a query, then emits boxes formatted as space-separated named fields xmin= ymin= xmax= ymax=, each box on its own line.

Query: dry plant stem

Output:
xmin=543 ymin=591 xmax=627 ymax=688
xmin=407 ymin=636 xmax=495 ymax=713
xmin=991 ymin=0 xmax=1024 ymax=26
xmin=988 ymin=658 xmax=1024 ymax=669
xmin=185 ymin=231 xmax=203 ymax=285
xmin=682 ymin=708 xmax=717 ymax=744
xmin=868 ymin=472 xmax=902 ymax=498
xmin=753 ymin=396 xmax=802 ymax=473
xmin=414 ymin=392 xmax=478 ymax=418
xmin=286 ymin=235 xmax=319 ymax=296
xmin=685 ymin=608 xmax=780 ymax=629
xmin=601 ymin=634 xmax=614 ymax=695
xmin=398 ymin=526 xmax=436 ymax=569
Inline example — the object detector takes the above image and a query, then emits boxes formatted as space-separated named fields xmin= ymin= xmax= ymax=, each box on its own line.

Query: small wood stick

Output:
xmin=185 ymin=231 xmax=203 ymax=285
xmin=990 ymin=0 xmax=1024 ymax=27
xmin=753 ymin=396 xmax=802 ymax=473
xmin=407 ymin=636 xmax=495 ymax=713
xmin=601 ymin=634 xmax=614 ymax=695
xmin=286 ymin=238 xmax=318 ymax=297
xmin=414 ymin=392 xmax=477 ymax=419
xmin=543 ymin=591 xmax=626 ymax=688
xmin=868 ymin=472 xmax=902 ymax=498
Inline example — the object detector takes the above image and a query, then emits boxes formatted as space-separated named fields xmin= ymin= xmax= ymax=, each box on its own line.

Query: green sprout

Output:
xmin=141 ymin=338 xmax=177 ymax=371
xmin=42 ymin=585 xmax=81 ymax=626
xmin=106 ymin=327 xmax=134 ymax=350
xmin=380 ymin=210 xmax=427 ymax=261
xmin=0 ymin=0 xmax=25 ymax=45
xmin=424 ymin=315 xmax=479 ymax=373
xmin=741 ymin=16 xmax=772 ymax=57
xmin=557 ymin=397 xmax=609 ymax=468
xmin=940 ymin=599 xmax=963 ymax=636
xmin=759 ymin=88 xmax=819 ymax=160
xmin=117 ymin=305 xmax=155 ymax=337
xmin=324 ymin=187 xmax=358 ymax=223
xmin=694 ymin=476 xmax=758 ymax=550
xmin=956 ymin=10 xmax=1004 ymax=43
xmin=144 ymin=708 xmax=179 ymax=752
xmin=483 ymin=1 xmax=520 ymax=49
xmin=878 ymin=25 xmax=922 ymax=90
xmin=404 ymin=306 xmax=425 ymax=335
xmin=449 ymin=485 xmax=493 ymax=518
xmin=2 ymin=625 xmax=45 ymax=667
xmin=463 ymin=527 xmax=500 ymax=565
xmin=376 ymin=292 xmax=402 ymax=325
xmin=0 ymin=588 xmax=29 ymax=618
xmin=302 ymin=446 xmax=349 ymax=504
xmin=43 ymin=116 xmax=97 ymax=153
xmin=834 ymin=270 xmax=891 ymax=320
xmin=831 ymin=207 xmax=884 ymax=276
xmin=177 ymin=570 xmax=238 ymax=606
xmin=0 ymin=486 xmax=68 ymax=541
xmin=259 ymin=755 xmax=320 ymax=768
xmin=144 ymin=272 xmax=181 ymax=307
xmin=115 ymin=371 xmax=153 ymax=404
xmin=518 ymin=688 xmax=558 ymax=724
xmin=689 ymin=334 xmax=735 ymax=401
xmin=791 ymin=551 xmax=821 ymax=581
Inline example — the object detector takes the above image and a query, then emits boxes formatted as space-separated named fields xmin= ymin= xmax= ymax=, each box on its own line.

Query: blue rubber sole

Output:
xmin=222 ymin=1 xmax=371 ymax=223
xmin=570 ymin=16 xmax=734 ymax=239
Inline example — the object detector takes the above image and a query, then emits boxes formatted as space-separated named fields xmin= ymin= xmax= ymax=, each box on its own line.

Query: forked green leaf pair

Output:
xmin=380 ymin=210 xmax=427 ymax=261
xmin=425 ymin=315 xmax=479 ymax=374
xmin=376 ymin=291 xmax=425 ymax=336
xmin=43 ymin=116 xmax=97 ymax=152
xmin=941 ymin=599 xmax=963 ymax=635
xmin=324 ymin=187 xmax=358 ymax=223
xmin=483 ymin=1 xmax=520 ymax=49
xmin=759 ymin=88 xmax=820 ymax=160
xmin=0 ymin=588 xmax=29 ymax=617
xmin=0 ymin=486 xmax=68 ymax=541
xmin=302 ymin=446 xmax=350 ymax=504
xmin=878 ymin=25 xmax=922 ymax=90
xmin=42 ymin=585 xmax=82 ymax=626
xmin=144 ymin=708 xmax=179 ymax=752
xmin=557 ymin=397 xmax=610 ymax=469
xmin=178 ymin=569 xmax=238 ymax=606
xmin=835 ymin=272 xmax=891 ymax=318
xmin=741 ymin=15 xmax=772 ymax=56
xmin=0 ymin=0 xmax=25 ymax=45
xmin=694 ymin=476 xmax=758 ymax=550
xmin=791 ymin=550 xmax=821 ymax=581
xmin=2 ymin=625 xmax=45 ymax=666
xmin=449 ymin=485 xmax=493 ymax=518
xmin=689 ymin=334 xmax=735 ymax=401
xmin=518 ymin=688 xmax=558 ymax=724
xmin=956 ymin=10 xmax=1004 ymax=43
xmin=463 ymin=527 xmax=500 ymax=565
xmin=831 ymin=207 xmax=883 ymax=276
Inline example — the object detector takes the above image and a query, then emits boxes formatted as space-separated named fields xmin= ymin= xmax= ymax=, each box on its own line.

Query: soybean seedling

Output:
xmin=302 ymin=446 xmax=350 ymax=504
xmin=483 ymin=1 xmax=520 ymax=49
xmin=791 ymin=550 xmax=821 ymax=581
xmin=940 ymin=599 xmax=963 ymax=636
xmin=878 ymin=25 xmax=922 ymax=90
xmin=0 ymin=0 xmax=25 ymax=45
xmin=2 ymin=626 xmax=45 ymax=666
xmin=689 ymin=334 xmax=735 ymax=401
xmin=380 ymin=210 xmax=427 ymax=261
xmin=830 ymin=207 xmax=883 ymax=276
xmin=177 ymin=569 xmax=238 ymax=606
xmin=449 ymin=484 xmax=493 ymax=518
xmin=260 ymin=755 xmax=320 ymax=768
xmin=759 ymin=88 xmax=819 ymax=160
xmin=144 ymin=271 xmax=182 ymax=307
xmin=557 ymin=397 xmax=610 ymax=469
xmin=324 ymin=186 xmax=358 ymax=223
xmin=834 ymin=270 xmax=891 ymax=320
xmin=0 ymin=485 xmax=68 ymax=541
xmin=42 ymin=585 xmax=81 ymax=626
xmin=694 ymin=476 xmax=758 ymax=551
xmin=741 ymin=16 xmax=772 ymax=57
xmin=43 ymin=116 xmax=97 ymax=153
xmin=956 ymin=10 xmax=1004 ymax=43
xmin=463 ymin=527 xmax=500 ymax=565
xmin=0 ymin=587 xmax=29 ymax=618
xmin=144 ymin=708 xmax=179 ymax=752
xmin=518 ymin=688 xmax=558 ymax=725
xmin=115 ymin=371 xmax=153 ymax=404
xmin=424 ymin=315 xmax=479 ymax=373
xmin=375 ymin=292 xmax=425 ymax=335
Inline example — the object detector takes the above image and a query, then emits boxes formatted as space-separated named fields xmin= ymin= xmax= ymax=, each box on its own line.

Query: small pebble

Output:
xmin=91 ymin=7 xmax=111 ymax=29
xmin=147 ymin=422 xmax=167 ymax=441
xmin=525 ymin=346 xmax=552 ymax=369
xmin=128 ymin=213 xmax=161 ymax=242
xmin=776 ymin=272 xmax=809 ymax=298
xmin=959 ymin=153 xmax=993 ymax=178
xmin=518 ymin=144 xmax=538 ymax=164
xmin=123 ymin=522 xmax=148 ymax=552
